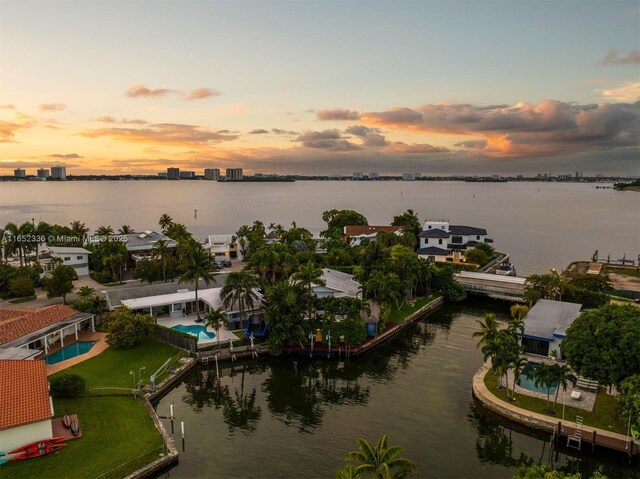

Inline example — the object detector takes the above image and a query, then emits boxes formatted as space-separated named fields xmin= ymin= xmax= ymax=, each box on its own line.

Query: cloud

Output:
xmin=344 ymin=125 xmax=388 ymax=147
xmin=39 ymin=103 xmax=66 ymax=112
xmin=249 ymin=129 xmax=269 ymax=134
xmin=316 ymin=108 xmax=361 ymax=121
xmin=0 ymin=104 xmax=15 ymax=109
xmin=296 ymin=129 xmax=360 ymax=151
xmin=95 ymin=116 xmax=148 ymax=125
xmin=0 ymin=121 xmax=32 ymax=142
xmin=49 ymin=153 xmax=84 ymax=159
xmin=81 ymin=123 xmax=238 ymax=146
xmin=185 ymin=87 xmax=220 ymax=100
xmin=271 ymin=128 xmax=298 ymax=135
xmin=599 ymin=82 xmax=640 ymax=102
xmin=126 ymin=85 xmax=173 ymax=98
xmin=385 ymin=142 xmax=449 ymax=154
xmin=599 ymin=49 xmax=640 ymax=66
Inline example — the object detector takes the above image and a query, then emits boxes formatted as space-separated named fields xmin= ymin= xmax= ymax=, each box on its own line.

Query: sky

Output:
xmin=0 ymin=1 xmax=639 ymax=176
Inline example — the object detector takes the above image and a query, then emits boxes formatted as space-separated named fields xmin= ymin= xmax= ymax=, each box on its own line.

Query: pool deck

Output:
xmin=45 ymin=332 xmax=109 ymax=375
xmin=157 ymin=315 xmax=240 ymax=345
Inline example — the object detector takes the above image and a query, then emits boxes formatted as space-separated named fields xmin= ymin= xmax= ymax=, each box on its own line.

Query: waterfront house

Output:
xmin=264 ymin=231 xmax=281 ymax=245
xmin=88 ymin=229 xmax=177 ymax=271
xmin=520 ymin=299 xmax=582 ymax=358
xmin=0 ymin=305 xmax=96 ymax=357
xmin=344 ymin=225 xmax=403 ymax=246
xmin=0 ymin=360 xmax=54 ymax=452
xmin=416 ymin=220 xmax=492 ymax=262
xmin=312 ymin=268 xmax=362 ymax=299
xmin=207 ymin=234 xmax=242 ymax=261
xmin=43 ymin=245 xmax=92 ymax=276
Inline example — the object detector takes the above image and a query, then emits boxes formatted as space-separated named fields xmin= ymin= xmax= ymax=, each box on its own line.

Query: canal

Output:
xmin=155 ymin=300 xmax=637 ymax=478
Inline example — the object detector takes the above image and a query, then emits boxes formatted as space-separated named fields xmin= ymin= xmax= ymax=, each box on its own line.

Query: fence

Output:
xmin=94 ymin=445 xmax=166 ymax=479
xmin=153 ymin=325 xmax=197 ymax=353
xmin=90 ymin=387 xmax=137 ymax=397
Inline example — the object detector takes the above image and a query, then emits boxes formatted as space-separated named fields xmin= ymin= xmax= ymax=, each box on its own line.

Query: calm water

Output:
xmin=155 ymin=301 xmax=636 ymax=479
xmin=44 ymin=340 xmax=96 ymax=365
xmin=0 ymin=181 xmax=638 ymax=275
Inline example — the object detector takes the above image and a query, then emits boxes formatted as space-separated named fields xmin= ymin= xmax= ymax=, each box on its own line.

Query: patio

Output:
xmin=157 ymin=315 xmax=240 ymax=346
xmin=45 ymin=332 xmax=109 ymax=375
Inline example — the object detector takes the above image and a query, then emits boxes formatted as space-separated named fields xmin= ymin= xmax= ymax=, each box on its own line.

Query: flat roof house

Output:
xmin=44 ymin=245 xmax=92 ymax=277
xmin=207 ymin=234 xmax=242 ymax=260
xmin=312 ymin=268 xmax=362 ymax=299
xmin=344 ymin=225 xmax=402 ymax=246
xmin=0 ymin=360 xmax=54 ymax=452
xmin=520 ymin=299 xmax=582 ymax=358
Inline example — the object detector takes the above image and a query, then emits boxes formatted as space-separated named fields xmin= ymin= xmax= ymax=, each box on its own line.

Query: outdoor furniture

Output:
xmin=571 ymin=390 xmax=581 ymax=400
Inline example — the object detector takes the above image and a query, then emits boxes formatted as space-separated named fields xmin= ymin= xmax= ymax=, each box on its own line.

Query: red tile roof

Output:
xmin=0 ymin=305 xmax=81 ymax=345
xmin=344 ymin=225 xmax=402 ymax=236
xmin=0 ymin=360 xmax=52 ymax=430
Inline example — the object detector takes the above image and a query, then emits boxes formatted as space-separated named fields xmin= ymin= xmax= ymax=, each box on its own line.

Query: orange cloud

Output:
xmin=185 ymin=87 xmax=220 ymax=100
xmin=39 ymin=103 xmax=66 ymax=112
xmin=126 ymin=85 xmax=173 ymax=98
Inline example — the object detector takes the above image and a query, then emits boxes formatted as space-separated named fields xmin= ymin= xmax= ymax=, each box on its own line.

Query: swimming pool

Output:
xmin=44 ymin=341 xmax=97 ymax=365
xmin=172 ymin=324 xmax=216 ymax=342
xmin=517 ymin=363 xmax=558 ymax=395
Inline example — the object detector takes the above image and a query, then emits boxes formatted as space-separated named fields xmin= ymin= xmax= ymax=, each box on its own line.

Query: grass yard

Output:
xmin=1 ymin=397 xmax=164 ymax=479
xmin=51 ymin=337 xmax=181 ymax=392
xmin=484 ymin=370 xmax=626 ymax=435
xmin=387 ymin=293 xmax=439 ymax=324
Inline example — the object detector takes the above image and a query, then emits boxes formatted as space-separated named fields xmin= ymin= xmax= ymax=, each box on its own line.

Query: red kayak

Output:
xmin=10 ymin=443 xmax=66 ymax=461
xmin=8 ymin=437 xmax=65 ymax=455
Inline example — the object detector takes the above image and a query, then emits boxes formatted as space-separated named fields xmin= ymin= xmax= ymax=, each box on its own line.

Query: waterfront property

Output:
xmin=0 ymin=305 xmax=96 ymax=357
xmin=343 ymin=225 xmax=402 ymax=246
xmin=417 ymin=219 xmax=493 ymax=262
xmin=42 ymin=245 xmax=92 ymax=277
xmin=207 ymin=234 xmax=242 ymax=261
xmin=520 ymin=299 xmax=582 ymax=358
xmin=88 ymin=229 xmax=177 ymax=271
xmin=0 ymin=359 xmax=54 ymax=452
xmin=312 ymin=268 xmax=362 ymax=299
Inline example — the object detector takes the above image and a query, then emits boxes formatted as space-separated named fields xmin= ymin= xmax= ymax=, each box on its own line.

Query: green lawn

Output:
xmin=607 ymin=268 xmax=640 ymax=278
xmin=51 ymin=338 xmax=182 ymax=392
xmin=484 ymin=370 xmax=626 ymax=434
xmin=387 ymin=293 xmax=439 ymax=324
xmin=2 ymin=397 xmax=164 ymax=479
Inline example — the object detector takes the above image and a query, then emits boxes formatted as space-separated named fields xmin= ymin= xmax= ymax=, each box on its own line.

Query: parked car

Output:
xmin=222 ymin=260 xmax=232 ymax=268
xmin=214 ymin=262 xmax=223 ymax=269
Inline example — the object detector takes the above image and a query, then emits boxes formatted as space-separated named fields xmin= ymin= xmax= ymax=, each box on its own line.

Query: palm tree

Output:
xmin=152 ymin=239 xmax=172 ymax=282
xmin=205 ymin=307 xmax=228 ymax=349
xmin=472 ymin=313 xmax=499 ymax=349
xmin=293 ymin=261 xmax=324 ymax=321
xmin=235 ymin=225 xmax=251 ymax=257
xmin=118 ymin=225 xmax=134 ymax=234
xmin=32 ymin=221 xmax=50 ymax=261
xmin=344 ymin=434 xmax=417 ymax=479
xmin=159 ymin=214 xmax=173 ymax=232
xmin=220 ymin=271 xmax=260 ymax=331
xmin=508 ymin=304 xmax=528 ymax=335
xmin=533 ymin=363 xmax=556 ymax=413
xmin=179 ymin=240 xmax=217 ymax=320
xmin=70 ymin=220 xmax=89 ymax=239
xmin=509 ymin=356 xmax=529 ymax=400
xmin=96 ymin=225 xmax=114 ymax=237
xmin=551 ymin=364 xmax=577 ymax=413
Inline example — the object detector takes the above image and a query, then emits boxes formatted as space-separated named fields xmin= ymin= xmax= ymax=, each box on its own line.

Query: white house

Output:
xmin=45 ymin=245 xmax=92 ymax=276
xmin=344 ymin=225 xmax=403 ymax=246
xmin=312 ymin=268 xmax=362 ymax=299
xmin=520 ymin=299 xmax=582 ymax=358
xmin=417 ymin=220 xmax=492 ymax=262
xmin=207 ymin=235 xmax=242 ymax=261
xmin=0 ymin=360 xmax=54 ymax=453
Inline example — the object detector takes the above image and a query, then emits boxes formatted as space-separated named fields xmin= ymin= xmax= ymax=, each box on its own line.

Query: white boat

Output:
xmin=496 ymin=262 xmax=516 ymax=276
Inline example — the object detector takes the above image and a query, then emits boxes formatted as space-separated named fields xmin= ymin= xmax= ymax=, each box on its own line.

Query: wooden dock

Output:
xmin=556 ymin=421 xmax=636 ymax=457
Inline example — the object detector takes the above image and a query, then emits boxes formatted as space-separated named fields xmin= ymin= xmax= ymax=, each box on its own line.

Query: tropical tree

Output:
xmin=158 ymin=213 xmax=173 ymax=232
xmin=118 ymin=225 xmax=134 ymax=234
xmin=342 ymin=434 xmax=417 ymax=479
xmin=264 ymin=280 xmax=307 ymax=354
xmin=551 ymin=364 xmax=577 ymax=413
xmin=235 ymin=224 xmax=252 ymax=257
xmin=77 ymin=285 xmax=95 ymax=300
xmin=472 ymin=313 xmax=499 ymax=349
xmin=509 ymin=356 xmax=529 ymax=400
xmin=70 ymin=220 xmax=89 ymax=239
xmin=205 ymin=307 xmax=228 ymax=349
xmin=178 ymin=239 xmax=217 ymax=320
xmin=532 ymin=364 xmax=556 ymax=413
xmin=96 ymin=225 xmax=114 ymax=237
xmin=32 ymin=221 xmax=50 ymax=261
xmin=220 ymin=270 xmax=260 ymax=330
xmin=45 ymin=264 xmax=76 ymax=304
xmin=391 ymin=209 xmax=422 ymax=246
xmin=152 ymin=239 xmax=173 ymax=282
xmin=293 ymin=261 xmax=325 ymax=321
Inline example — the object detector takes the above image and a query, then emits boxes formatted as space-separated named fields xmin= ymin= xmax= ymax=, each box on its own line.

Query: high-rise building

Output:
xmin=225 ymin=168 xmax=243 ymax=180
xmin=402 ymin=172 xmax=415 ymax=181
xmin=37 ymin=168 xmax=50 ymax=178
xmin=369 ymin=172 xmax=379 ymax=179
xmin=14 ymin=168 xmax=26 ymax=178
xmin=353 ymin=172 xmax=364 ymax=180
xmin=51 ymin=165 xmax=67 ymax=180
xmin=179 ymin=171 xmax=195 ymax=179
xmin=204 ymin=168 xmax=220 ymax=180
xmin=167 ymin=167 xmax=180 ymax=180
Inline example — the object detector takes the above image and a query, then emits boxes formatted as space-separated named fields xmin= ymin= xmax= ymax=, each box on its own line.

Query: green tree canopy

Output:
xmin=322 ymin=209 xmax=368 ymax=239
xmin=105 ymin=307 xmax=154 ymax=349
xmin=45 ymin=264 xmax=76 ymax=303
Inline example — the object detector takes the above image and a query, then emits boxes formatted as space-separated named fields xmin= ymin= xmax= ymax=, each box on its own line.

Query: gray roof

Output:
xmin=418 ymin=229 xmax=450 ymax=238
xmin=47 ymin=246 xmax=91 ymax=255
xmin=522 ymin=299 xmax=582 ymax=341
xmin=449 ymin=225 xmax=487 ymax=236
xmin=314 ymin=268 xmax=361 ymax=298
xmin=105 ymin=275 xmax=229 ymax=309
xmin=88 ymin=230 xmax=177 ymax=252
xmin=416 ymin=246 xmax=449 ymax=255
xmin=0 ymin=347 xmax=40 ymax=360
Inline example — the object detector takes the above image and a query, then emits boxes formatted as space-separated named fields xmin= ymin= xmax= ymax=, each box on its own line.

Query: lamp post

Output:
xmin=139 ymin=367 xmax=146 ymax=388
xmin=130 ymin=370 xmax=136 ymax=389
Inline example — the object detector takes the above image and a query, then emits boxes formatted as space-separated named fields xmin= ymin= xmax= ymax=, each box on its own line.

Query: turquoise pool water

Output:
xmin=517 ymin=363 xmax=558 ymax=395
xmin=172 ymin=324 xmax=216 ymax=342
xmin=44 ymin=341 xmax=96 ymax=365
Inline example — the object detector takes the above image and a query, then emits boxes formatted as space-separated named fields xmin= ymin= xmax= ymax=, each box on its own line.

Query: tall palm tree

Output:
xmin=235 ymin=225 xmax=251 ymax=257
xmin=551 ymin=364 xmax=577 ymax=413
xmin=509 ymin=356 xmax=529 ymax=400
xmin=152 ymin=239 xmax=172 ymax=282
xmin=533 ymin=363 xmax=556 ymax=413
xmin=344 ymin=434 xmax=417 ymax=479
xmin=179 ymin=240 xmax=217 ymax=320
xmin=70 ymin=220 xmax=89 ymax=239
xmin=293 ymin=261 xmax=325 ymax=321
xmin=32 ymin=221 xmax=50 ymax=262
xmin=96 ymin=225 xmax=114 ymax=237
xmin=159 ymin=214 xmax=173 ymax=232
xmin=220 ymin=271 xmax=260 ymax=331
xmin=508 ymin=304 xmax=528 ymax=335
xmin=472 ymin=313 xmax=499 ymax=349
xmin=205 ymin=307 xmax=228 ymax=349
xmin=118 ymin=225 xmax=134 ymax=234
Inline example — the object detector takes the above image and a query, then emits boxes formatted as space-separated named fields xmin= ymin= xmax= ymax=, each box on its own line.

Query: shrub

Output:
xmin=50 ymin=374 xmax=86 ymax=398
xmin=330 ymin=318 xmax=367 ymax=345
xmin=105 ymin=307 xmax=154 ymax=349
xmin=8 ymin=276 xmax=34 ymax=297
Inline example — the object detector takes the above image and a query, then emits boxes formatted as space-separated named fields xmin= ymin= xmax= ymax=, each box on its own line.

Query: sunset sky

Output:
xmin=1 ymin=1 xmax=638 ymax=176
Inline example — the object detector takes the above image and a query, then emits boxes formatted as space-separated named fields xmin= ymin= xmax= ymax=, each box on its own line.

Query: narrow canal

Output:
xmin=156 ymin=299 xmax=637 ymax=478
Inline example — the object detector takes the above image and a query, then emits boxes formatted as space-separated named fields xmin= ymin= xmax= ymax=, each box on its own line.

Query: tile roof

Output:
xmin=0 ymin=360 xmax=52 ymax=430
xmin=0 ymin=305 xmax=81 ymax=345
xmin=418 ymin=229 xmax=450 ymax=238
xmin=344 ymin=225 xmax=402 ymax=236
xmin=416 ymin=247 xmax=450 ymax=256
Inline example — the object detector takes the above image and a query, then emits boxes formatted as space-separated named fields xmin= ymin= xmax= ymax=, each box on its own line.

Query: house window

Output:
xmin=77 ymin=255 xmax=83 ymax=260
xmin=438 ymin=239 xmax=443 ymax=245
xmin=64 ymin=256 xmax=71 ymax=261
xmin=441 ymin=226 xmax=445 ymax=229
xmin=476 ymin=235 xmax=481 ymax=240
xmin=428 ymin=225 xmax=432 ymax=229
xmin=451 ymin=236 xmax=463 ymax=244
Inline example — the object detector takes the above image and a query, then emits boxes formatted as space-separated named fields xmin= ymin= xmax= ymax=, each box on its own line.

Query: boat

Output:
xmin=10 ymin=443 xmax=66 ymax=461
xmin=62 ymin=414 xmax=71 ymax=429
xmin=70 ymin=420 xmax=80 ymax=437
xmin=496 ymin=262 xmax=516 ymax=276
xmin=8 ymin=437 xmax=65 ymax=455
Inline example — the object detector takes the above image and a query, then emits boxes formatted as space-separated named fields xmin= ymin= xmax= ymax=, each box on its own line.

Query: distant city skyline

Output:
xmin=1 ymin=1 xmax=638 ymax=176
